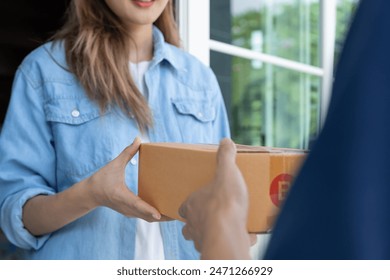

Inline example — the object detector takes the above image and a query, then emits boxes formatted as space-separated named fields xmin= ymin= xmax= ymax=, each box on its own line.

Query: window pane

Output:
xmin=211 ymin=51 xmax=321 ymax=149
xmin=210 ymin=0 xmax=360 ymax=149
xmin=211 ymin=0 xmax=321 ymax=67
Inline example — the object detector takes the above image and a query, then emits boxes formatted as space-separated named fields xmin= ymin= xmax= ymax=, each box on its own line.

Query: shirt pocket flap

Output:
xmin=45 ymin=97 xmax=102 ymax=125
xmin=172 ymin=99 xmax=216 ymax=122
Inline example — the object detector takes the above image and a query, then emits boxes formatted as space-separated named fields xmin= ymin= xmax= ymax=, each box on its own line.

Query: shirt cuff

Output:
xmin=0 ymin=188 xmax=55 ymax=250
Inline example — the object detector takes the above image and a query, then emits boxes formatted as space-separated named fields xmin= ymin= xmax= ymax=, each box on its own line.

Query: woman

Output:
xmin=0 ymin=0 xmax=230 ymax=259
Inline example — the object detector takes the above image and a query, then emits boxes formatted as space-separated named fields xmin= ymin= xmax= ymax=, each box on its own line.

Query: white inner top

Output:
xmin=130 ymin=61 xmax=165 ymax=260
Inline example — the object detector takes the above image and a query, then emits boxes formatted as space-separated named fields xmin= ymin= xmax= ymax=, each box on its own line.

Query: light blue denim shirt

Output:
xmin=0 ymin=26 xmax=230 ymax=259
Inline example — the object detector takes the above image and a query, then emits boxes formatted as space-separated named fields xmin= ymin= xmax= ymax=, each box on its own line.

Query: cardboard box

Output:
xmin=138 ymin=143 xmax=307 ymax=233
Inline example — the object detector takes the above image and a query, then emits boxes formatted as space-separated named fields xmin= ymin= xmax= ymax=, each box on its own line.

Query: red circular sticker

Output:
xmin=270 ymin=173 xmax=294 ymax=207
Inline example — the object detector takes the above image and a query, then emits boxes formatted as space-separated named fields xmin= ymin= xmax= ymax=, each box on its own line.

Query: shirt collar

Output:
xmin=152 ymin=25 xmax=183 ymax=71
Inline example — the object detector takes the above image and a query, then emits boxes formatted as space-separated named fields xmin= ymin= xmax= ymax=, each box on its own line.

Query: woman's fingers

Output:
xmin=128 ymin=196 xmax=162 ymax=222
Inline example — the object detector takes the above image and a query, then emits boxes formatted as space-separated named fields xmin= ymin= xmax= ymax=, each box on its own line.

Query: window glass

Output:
xmin=210 ymin=0 xmax=359 ymax=149
xmin=212 ymin=51 xmax=320 ymax=149
xmin=211 ymin=0 xmax=320 ymax=67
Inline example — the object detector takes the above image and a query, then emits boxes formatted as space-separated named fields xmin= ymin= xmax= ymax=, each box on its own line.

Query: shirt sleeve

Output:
xmin=0 ymin=67 xmax=56 ymax=250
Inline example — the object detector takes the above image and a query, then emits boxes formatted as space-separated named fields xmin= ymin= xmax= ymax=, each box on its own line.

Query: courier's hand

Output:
xmin=179 ymin=138 xmax=252 ymax=259
xmin=86 ymin=137 xmax=163 ymax=222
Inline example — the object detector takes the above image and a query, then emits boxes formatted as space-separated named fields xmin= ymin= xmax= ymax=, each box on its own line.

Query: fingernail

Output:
xmin=153 ymin=213 xmax=161 ymax=220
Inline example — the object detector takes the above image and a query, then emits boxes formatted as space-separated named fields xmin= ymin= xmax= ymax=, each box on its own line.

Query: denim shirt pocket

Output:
xmin=45 ymin=98 xmax=101 ymax=124
xmin=44 ymin=97 xmax=114 ymax=187
xmin=172 ymin=98 xmax=216 ymax=143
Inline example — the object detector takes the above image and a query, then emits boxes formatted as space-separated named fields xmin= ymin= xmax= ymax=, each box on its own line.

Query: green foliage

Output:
xmin=229 ymin=0 xmax=358 ymax=148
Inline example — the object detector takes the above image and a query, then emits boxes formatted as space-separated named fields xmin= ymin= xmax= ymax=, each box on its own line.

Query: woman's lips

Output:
xmin=132 ymin=0 xmax=154 ymax=8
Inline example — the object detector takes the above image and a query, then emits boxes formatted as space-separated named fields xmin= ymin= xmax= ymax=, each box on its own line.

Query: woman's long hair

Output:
xmin=53 ymin=0 xmax=180 ymax=132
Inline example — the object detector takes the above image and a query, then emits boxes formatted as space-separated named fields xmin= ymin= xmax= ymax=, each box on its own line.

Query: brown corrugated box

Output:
xmin=138 ymin=143 xmax=307 ymax=233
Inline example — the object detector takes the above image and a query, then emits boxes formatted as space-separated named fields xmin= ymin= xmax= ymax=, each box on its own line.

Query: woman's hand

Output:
xmin=86 ymin=137 xmax=163 ymax=222
xmin=23 ymin=137 xmax=163 ymax=237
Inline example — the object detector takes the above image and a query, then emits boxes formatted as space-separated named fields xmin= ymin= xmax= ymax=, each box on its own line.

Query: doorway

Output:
xmin=0 ymin=0 xmax=70 ymax=127
xmin=0 ymin=0 xmax=69 ymax=259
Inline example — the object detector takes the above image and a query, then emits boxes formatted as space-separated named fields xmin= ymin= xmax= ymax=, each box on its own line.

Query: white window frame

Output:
xmin=177 ymin=0 xmax=210 ymax=65
xmin=177 ymin=0 xmax=336 ymax=125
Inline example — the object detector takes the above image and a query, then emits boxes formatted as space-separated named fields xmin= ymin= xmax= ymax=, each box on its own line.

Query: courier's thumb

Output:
xmin=216 ymin=138 xmax=237 ymax=167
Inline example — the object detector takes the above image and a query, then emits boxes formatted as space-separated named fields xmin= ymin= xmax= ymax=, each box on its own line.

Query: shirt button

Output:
xmin=130 ymin=158 xmax=137 ymax=165
xmin=71 ymin=109 xmax=80 ymax=118
xmin=197 ymin=112 xmax=203 ymax=118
